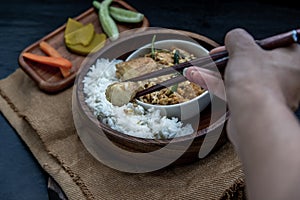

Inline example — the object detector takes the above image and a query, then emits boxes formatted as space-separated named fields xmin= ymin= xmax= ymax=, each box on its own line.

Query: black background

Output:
xmin=1 ymin=0 xmax=300 ymax=199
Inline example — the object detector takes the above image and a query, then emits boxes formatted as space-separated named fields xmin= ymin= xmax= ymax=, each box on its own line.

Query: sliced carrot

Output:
xmin=39 ymin=41 xmax=71 ymax=78
xmin=22 ymin=52 xmax=72 ymax=69
xmin=57 ymin=64 xmax=71 ymax=77
xmin=39 ymin=41 xmax=62 ymax=58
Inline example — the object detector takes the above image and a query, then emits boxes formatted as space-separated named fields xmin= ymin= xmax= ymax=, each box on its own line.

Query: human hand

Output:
xmin=223 ymin=29 xmax=300 ymax=200
xmin=184 ymin=28 xmax=300 ymax=110
xmin=224 ymin=28 xmax=300 ymax=111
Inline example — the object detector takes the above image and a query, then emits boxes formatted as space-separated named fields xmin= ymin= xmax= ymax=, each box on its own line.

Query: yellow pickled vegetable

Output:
xmin=65 ymin=23 xmax=95 ymax=46
xmin=64 ymin=18 xmax=107 ymax=55
xmin=67 ymin=33 xmax=106 ymax=55
xmin=65 ymin=18 xmax=83 ymax=35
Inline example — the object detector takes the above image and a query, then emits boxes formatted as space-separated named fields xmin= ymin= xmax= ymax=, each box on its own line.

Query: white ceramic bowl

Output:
xmin=126 ymin=39 xmax=211 ymax=121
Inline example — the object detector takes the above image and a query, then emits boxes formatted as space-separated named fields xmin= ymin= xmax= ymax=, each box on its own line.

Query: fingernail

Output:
xmin=183 ymin=68 xmax=197 ymax=82
xmin=182 ymin=67 xmax=190 ymax=77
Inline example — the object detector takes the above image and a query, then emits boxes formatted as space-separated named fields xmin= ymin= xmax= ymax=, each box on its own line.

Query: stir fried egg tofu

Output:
xmin=116 ymin=57 xmax=158 ymax=80
xmin=105 ymin=81 xmax=143 ymax=106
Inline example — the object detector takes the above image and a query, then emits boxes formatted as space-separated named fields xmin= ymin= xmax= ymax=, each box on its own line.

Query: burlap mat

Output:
xmin=0 ymin=69 xmax=245 ymax=200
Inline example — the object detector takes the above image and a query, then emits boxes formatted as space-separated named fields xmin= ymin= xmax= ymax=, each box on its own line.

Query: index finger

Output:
xmin=209 ymin=46 xmax=226 ymax=55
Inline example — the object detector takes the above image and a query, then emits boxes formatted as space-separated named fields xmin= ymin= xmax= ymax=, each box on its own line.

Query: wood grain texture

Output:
xmin=18 ymin=0 xmax=149 ymax=93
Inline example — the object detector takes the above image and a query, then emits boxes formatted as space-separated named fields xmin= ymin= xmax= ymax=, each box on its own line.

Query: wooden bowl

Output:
xmin=73 ymin=28 xmax=229 ymax=173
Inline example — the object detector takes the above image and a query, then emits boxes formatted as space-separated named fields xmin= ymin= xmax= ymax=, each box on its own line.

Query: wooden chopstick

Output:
xmin=132 ymin=28 xmax=300 ymax=98
xmin=134 ymin=55 xmax=228 ymax=98
xmin=126 ymin=50 xmax=228 ymax=82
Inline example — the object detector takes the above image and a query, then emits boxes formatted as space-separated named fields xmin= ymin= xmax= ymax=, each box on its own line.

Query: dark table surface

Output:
xmin=1 ymin=0 xmax=300 ymax=199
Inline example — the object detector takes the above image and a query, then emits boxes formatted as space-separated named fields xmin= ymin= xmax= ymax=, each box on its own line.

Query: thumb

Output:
xmin=225 ymin=28 xmax=258 ymax=56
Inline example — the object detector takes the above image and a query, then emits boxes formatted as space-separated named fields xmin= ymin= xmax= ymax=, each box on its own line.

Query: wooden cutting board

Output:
xmin=18 ymin=0 xmax=149 ymax=93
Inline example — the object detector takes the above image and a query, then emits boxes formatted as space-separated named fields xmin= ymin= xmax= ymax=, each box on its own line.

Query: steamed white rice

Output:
xmin=82 ymin=58 xmax=194 ymax=139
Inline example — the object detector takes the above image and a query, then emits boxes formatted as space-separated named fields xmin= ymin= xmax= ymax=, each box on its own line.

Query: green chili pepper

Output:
xmin=109 ymin=6 xmax=144 ymax=23
xmin=93 ymin=1 xmax=144 ymax=23
xmin=170 ymin=50 xmax=180 ymax=93
xmin=92 ymin=0 xmax=101 ymax=9
xmin=151 ymin=34 xmax=156 ymax=59
xmin=174 ymin=49 xmax=180 ymax=64
xmin=93 ymin=0 xmax=119 ymax=41
xmin=170 ymin=84 xmax=178 ymax=93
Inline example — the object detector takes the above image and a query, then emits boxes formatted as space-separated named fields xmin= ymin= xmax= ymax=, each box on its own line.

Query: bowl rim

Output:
xmin=136 ymin=90 xmax=209 ymax=109
xmin=125 ymin=39 xmax=209 ymax=60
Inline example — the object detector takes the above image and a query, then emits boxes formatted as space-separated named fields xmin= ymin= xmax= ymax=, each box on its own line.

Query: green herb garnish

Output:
xmin=151 ymin=34 xmax=156 ymax=59
xmin=170 ymin=50 xmax=180 ymax=93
